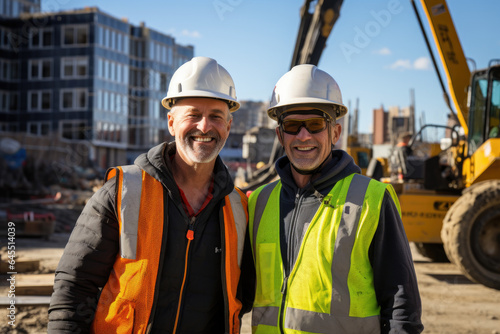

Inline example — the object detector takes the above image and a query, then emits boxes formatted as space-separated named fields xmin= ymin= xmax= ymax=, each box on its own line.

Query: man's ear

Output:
xmin=167 ymin=112 xmax=175 ymax=136
xmin=331 ymin=123 xmax=342 ymax=145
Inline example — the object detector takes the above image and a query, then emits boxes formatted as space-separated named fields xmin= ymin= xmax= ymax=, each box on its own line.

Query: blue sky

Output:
xmin=42 ymin=0 xmax=500 ymax=133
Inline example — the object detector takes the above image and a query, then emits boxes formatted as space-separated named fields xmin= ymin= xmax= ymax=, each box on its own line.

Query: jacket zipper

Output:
xmin=172 ymin=216 xmax=196 ymax=334
xmin=220 ymin=206 xmax=230 ymax=334
xmin=279 ymin=191 xmax=302 ymax=333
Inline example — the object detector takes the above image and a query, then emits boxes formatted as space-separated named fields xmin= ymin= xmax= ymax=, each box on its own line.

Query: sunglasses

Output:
xmin=281 ymin=117 xmax=329 ymax=135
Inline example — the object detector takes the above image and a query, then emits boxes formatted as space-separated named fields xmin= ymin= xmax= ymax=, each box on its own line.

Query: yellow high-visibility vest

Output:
xmin=249 ymin=173 xmax=400 ymax=334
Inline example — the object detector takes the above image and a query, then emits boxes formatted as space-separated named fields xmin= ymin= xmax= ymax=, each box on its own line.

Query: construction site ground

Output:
xmin=0 ymin=205 xmax=499 ymax=333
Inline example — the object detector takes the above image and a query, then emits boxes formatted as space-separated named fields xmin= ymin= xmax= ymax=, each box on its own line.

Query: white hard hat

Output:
xmin=161 ymin=57 xmax=240 ymax=112
xmin=268 ymin=64 xmax=347 ymax=121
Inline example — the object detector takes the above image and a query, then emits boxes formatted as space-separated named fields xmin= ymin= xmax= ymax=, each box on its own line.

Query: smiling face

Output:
xmin=168 ymin=97 xmax=232 ymax=165
xmin=277 ymin=109 xmax=341 ymax=174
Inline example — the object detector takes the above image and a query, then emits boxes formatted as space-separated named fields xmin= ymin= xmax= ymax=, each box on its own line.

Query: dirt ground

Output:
xmin=1 ymin=233 xmax=499 ymax=333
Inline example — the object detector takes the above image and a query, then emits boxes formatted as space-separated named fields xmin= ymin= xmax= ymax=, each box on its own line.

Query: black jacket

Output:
xmin=275 ymin=149 xmax=424 ymax=333
xmin=48 ymin=142 xmax=255 ymax=333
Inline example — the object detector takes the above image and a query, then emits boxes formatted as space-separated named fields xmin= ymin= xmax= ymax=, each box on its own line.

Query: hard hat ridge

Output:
xmin=267 ymin=64 xmax=347 ymax=121
xmin=161 ymin=56 xmax=240 ymax=112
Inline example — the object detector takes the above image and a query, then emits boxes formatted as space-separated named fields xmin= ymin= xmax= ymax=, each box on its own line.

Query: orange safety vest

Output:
xmin=91 ymin=165 xmax=248 ymax=334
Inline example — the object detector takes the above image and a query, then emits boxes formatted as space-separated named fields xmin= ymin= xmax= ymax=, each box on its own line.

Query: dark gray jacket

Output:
xmin=275 ymin=149 xmax=424 ymax=334
xmin=48 ymin=142 xmax=255 ymax=333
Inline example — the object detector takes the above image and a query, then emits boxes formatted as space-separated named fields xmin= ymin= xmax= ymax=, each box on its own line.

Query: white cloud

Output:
xmin=181 ymin=30 xmax=202 ymax=38
xmin=388 ymin=59 xmax=412 ymax=70
xmin=413 ymin=57 xmax=431 ymax=70
xmin=373 ymin=47 xmax=391 ymax=55
xmin=388 ymin=57 xmax=431 ymax=71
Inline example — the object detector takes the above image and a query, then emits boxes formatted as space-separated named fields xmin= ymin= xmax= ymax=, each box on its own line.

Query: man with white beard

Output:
xmin=48 ymin=57 xmax=255 ymax=334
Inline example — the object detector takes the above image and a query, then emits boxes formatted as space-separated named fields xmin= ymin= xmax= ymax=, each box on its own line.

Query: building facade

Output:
xmin=0 ymin=0 xmax=40 ymax=18
xmin=0 ymin=6 xmax=193 ymax=168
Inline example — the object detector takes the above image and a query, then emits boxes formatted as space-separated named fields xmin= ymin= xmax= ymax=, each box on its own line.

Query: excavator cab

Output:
xmin=468 ymin=65 xmax=500 ymax=153
xmin=462 ymin=65 xmax=500 ymax=187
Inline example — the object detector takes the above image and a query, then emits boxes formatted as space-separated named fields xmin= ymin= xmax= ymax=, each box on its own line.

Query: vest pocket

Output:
xmin=108 ymin=297 xmax=136 ymax=333
xmin=93 ymin=259 xmax=145 ymax=332
xmin=256 ymin=243 xmax=277 ymax=305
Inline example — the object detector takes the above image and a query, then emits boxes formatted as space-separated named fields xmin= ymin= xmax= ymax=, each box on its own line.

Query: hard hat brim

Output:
xmin=268 ymin=99 xmax=348 ymax=121
xmin=162 ymin=91 xmax=240 ymax=112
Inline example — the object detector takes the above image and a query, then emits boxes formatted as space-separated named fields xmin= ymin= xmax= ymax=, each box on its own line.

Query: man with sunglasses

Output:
xmin=248 ymin=64 xmax=423 ymax=333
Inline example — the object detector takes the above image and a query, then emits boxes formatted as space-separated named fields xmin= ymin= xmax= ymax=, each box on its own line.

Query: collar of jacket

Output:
xmin=275 ymin=149 xmax=362 ymax=198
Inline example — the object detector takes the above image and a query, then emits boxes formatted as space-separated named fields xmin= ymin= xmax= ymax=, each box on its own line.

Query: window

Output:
xmin=30 ymin=28 xmax=53 ymax=48
xmin=27 ymin=122 xmax=51 ymax=136
xmin=28 ymin=90 xmax=51 ymax=111
xmin=61 ymin=57 xmax=88 ymax=79
xmin=488 ymin=70 xmax=500 ymax=139
xmin=97 ymin=26 xmax=103 ymax=46
xmin=29 ymin=59 xmax=52 ymax=79
xmin=160 ymin=73 xmax=168 ymax=92
xmin=103 ymin=91 xmax=109 ymax=111
xmin=110 ymin=62 xmax=115 ymax=81
xmin=123 ymin=35 xmax=129 ymax=53
xmin=62 ymin=25 xmax=88 ymax=46
xmin=95 ymin=90 xmax=102 ymax=109
xmin=60 ymin=120 xmax=88 ymax=141
xmin=60 ymin=89 xmax=88 ymax=110
xmin=0 ymin=28 xmax=8 ymax=49
xmin=117 ymin=63 xmax=122 ymax=82
xmin=117 ymin=32 xmax=122 ymax=52
xmin=111 ymin=30 xmax=116 ymax=49
xmin=0 ymin=91 xmax=17 ymax=112
xmin=0 ymin=122 xmax=18 ymax=132
xmin=104 ymin=59 xmax=109 ymax=79
xmin=149 ymin=42 xmax=155 ymax=61
xmin=104 ymin=28 xmax=109 ymax=48
xmin=0 ymin=92 xmax=19 ymax=112
xmin=1 ymin=60 xmax=19 ymax=80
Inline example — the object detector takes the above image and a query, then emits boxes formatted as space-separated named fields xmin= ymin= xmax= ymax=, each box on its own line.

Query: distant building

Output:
xmin=222 ymin=100 xmax=277 ymax=164
xmin=231 ymin=100 xmax=275 ymax=134
xmin=0 ymin=0 xmax=40 ymax=18
xmin=373 ymin=105 xmax=414 ymax=145
xmin=0 ymin=6 xmax=193 ymax=168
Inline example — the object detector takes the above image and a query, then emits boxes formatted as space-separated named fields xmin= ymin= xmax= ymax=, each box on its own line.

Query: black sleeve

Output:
xmin=238 ymin=225 xmax=256 ymax=316
xmin=48 ymin=177 xmax=119 ymax=333
xmin=370 ymin=191 xmax=424 ymax=334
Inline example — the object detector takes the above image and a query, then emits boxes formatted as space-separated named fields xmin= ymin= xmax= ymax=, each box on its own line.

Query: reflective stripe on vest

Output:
xmin=92 ymin=165 xmax=248 ymax=334
xmin=118 ymin=165 xmax=142 ymax=259
xmin=249 ymin=173 xmax=399 ymax=334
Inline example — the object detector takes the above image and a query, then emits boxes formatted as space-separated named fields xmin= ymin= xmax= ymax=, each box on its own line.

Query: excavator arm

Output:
xmin=414 ymin=0 xmax=471 ymax=134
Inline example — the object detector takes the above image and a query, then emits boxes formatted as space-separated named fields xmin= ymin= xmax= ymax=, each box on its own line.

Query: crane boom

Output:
xmin=417 ymin=0 xmax=471 ymax=134
xmin=291 ymin=0 xmax=344 ymax=68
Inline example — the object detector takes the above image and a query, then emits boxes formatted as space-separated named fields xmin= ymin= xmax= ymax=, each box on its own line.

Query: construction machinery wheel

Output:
xmin=414 ymin=243 xmax=449 ymax=262
xmin=441 ymin=180 xmax=500 ymax=290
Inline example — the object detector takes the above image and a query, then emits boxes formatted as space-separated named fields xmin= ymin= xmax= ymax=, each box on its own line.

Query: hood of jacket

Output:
xmin=134 ymin=142 xmax=235 ymax=205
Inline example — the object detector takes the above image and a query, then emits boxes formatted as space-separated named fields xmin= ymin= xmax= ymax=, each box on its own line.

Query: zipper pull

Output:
xmin=281 ymin=276 xmax=288 ymax=294
xmin=186 ymin=217 xmax=195 ymax=240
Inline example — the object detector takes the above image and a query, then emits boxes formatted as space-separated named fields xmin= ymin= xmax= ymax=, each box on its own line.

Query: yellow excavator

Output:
xmin=390 ymin=0 xmax=500 ymax=290
xmin=242 ymin=0 xmax=500 ymax=290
